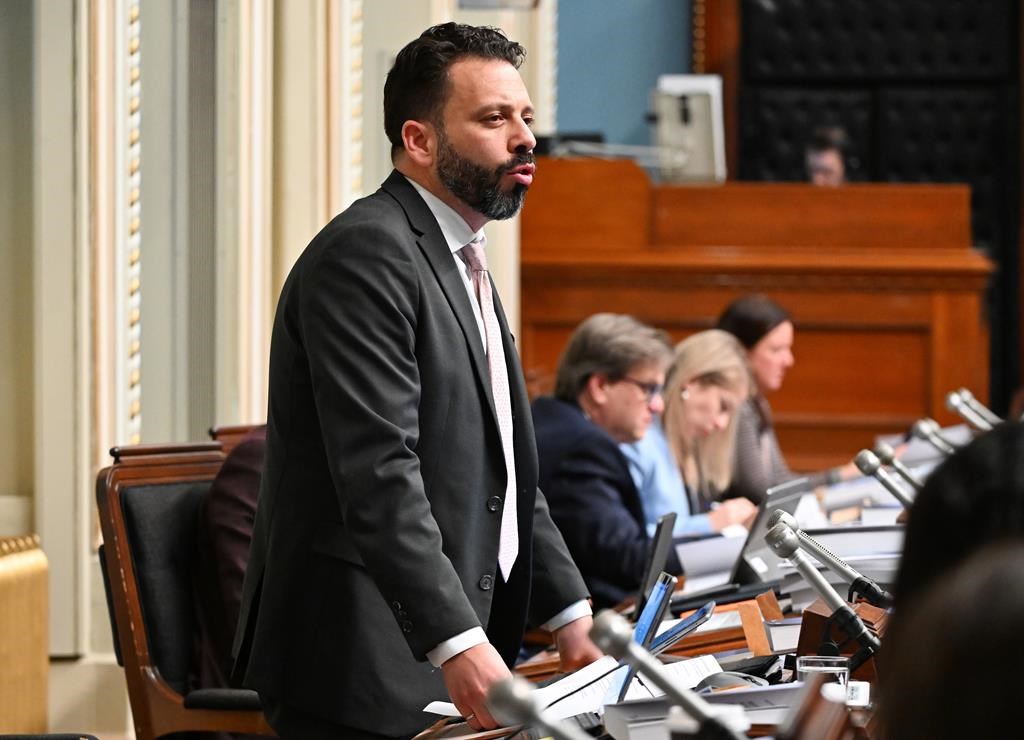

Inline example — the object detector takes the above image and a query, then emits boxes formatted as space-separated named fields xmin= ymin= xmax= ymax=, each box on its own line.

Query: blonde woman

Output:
xmin=622 ymin=330 xmax=757 ymax=537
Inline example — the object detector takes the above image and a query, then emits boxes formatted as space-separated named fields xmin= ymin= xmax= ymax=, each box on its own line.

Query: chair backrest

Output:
xmin=120 ymin=479 xmax=208 ymax=694
xmin=96 ymin=443 xmax=230 ymax=738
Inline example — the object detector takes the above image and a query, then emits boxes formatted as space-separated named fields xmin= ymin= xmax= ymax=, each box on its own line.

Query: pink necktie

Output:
xmin=460 ymin=239 xmax=518 ymax=581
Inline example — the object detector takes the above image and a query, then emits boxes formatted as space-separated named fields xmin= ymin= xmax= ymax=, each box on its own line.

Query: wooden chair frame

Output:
xmin=208 ymin=423 xmax=264 ymax=455
xmin=96 ymin=442 xmax=274 ymax=739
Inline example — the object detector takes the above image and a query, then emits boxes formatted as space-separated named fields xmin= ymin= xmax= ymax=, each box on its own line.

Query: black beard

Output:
xmin=436 ymin=132 xmax=533 ymax=221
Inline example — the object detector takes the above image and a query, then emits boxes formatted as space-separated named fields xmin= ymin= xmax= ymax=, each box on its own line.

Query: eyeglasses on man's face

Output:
xmin=618 ymin=376 xmax=664 ymax=403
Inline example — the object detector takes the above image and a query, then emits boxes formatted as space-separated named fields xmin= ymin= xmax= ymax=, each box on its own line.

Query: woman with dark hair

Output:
xmin=891 ymin=420 xmax=1024 ymax=610
xmin=877 ymin=542 xmax=1024 ymax=740
xmin=716 ymin=294 xmax=848 ymax=503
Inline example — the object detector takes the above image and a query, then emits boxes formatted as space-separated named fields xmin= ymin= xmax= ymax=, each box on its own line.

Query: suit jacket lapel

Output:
xmin=381 ymin=172 xmax=498 ymax=420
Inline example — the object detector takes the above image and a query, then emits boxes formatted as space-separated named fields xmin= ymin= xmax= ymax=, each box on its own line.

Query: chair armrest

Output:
xmin=183 ymin=688 xmax=264 ymax=712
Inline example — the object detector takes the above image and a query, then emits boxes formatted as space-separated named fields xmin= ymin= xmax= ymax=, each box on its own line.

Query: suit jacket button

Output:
xmin=478 ymin=575 xmax=493 ymax=591
xmin=392 ymin=601 xmax=402 ymax=612
xmin=401 ymin=620 xmax=414 ymax=633
xmin=487 ymin=496 xmax=502 ymax=512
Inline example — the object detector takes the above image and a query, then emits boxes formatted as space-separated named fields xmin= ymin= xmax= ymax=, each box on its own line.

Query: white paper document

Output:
xmin=423 ymin=653 xmax=722 ymax=720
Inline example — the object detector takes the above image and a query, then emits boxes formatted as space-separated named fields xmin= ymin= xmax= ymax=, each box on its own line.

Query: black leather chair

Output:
xmin=96 ymin=443 xmax=275 ymax=739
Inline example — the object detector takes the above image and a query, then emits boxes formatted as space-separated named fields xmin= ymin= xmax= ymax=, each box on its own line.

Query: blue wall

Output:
xmin=557 ymin=0 xmax=691 ymax=146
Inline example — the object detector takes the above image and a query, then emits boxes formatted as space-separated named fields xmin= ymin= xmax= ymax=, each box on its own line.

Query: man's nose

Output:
xmin=512 ymin=118 xmax=536 ymax=152
xmin=649 ymin=393 xmax=665 ymax=414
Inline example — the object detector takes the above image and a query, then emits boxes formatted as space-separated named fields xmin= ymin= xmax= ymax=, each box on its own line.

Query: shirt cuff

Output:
xmin=540 ymin=600 xmax=593 ymax=633
xmin=426 ymin=627 xmax=488 ymax=668
xmin=677 ymin=513 xmax=714 ymax=536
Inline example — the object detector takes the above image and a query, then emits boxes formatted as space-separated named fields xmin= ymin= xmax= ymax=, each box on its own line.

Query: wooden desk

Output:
xmin=520 ymin=158 xmax=993 ymax=471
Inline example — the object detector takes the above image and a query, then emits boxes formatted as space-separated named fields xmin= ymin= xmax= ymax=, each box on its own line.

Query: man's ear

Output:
xmin=401 ymin=120 xmax=436 ymax=168
xmin=585 ymin=373 xmax=611 ymax=406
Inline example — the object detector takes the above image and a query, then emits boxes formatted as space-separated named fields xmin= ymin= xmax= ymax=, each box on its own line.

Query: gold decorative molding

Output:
xmin=335 ymin=0 xmax=365 ymax=209
xmin=692 ymin=0 xmax=707 ymax=73
xmin=125 ymin=0 xmax=142 ymax=445
xmin=91 ymin=0 xmax=144 ymax=452
xmin=0 ymin=535 xmax=43 ymax=557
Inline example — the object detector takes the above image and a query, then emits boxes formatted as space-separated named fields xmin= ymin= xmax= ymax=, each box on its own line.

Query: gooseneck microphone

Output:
xmin=765 ymin=524 xmax=881 ymax=673
xmin=945 ymin=390 xmax=993 ymax=432
xmin=873 ymin=441 xmax=924 ymax=492
xmin=590 ymin=610 xmax=748 ymax=740
xmin=957 ymin=387 xmax=1003 ymax=427
xmin=767 ymin=511 xmax=893 ymax=608
xmin=487 ymin=675 xmax=593 ymax=740
xmin=910 ymin=418 xmax=958 ymax=456
xmin=853 ymin=450 xmax=915 ymax=509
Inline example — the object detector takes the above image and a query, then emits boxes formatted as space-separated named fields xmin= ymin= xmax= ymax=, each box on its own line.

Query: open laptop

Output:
xmin=669 ymin=477 xmax=810 ymax=611
xmin=634 ymin=512 xmax=677 ymax=617
xmin=731 ymin=476 xmax=812 ymax=584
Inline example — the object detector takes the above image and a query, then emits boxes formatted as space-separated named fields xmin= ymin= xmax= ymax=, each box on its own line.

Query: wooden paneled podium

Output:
xmin=520 ymin=158 xmax=993 ymax=471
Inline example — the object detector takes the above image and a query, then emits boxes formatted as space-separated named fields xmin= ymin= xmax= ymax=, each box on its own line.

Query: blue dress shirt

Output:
xmin=621 ymin=418 xmax=714 ymax=538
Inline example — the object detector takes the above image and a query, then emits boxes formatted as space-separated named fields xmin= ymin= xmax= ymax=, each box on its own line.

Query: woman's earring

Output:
xmin=681 ymin=388 xmax=690 ymax=401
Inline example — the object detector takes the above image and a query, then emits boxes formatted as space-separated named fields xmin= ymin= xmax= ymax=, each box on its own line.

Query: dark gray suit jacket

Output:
xmin=233 ymin=171 xmax=588 ymax=737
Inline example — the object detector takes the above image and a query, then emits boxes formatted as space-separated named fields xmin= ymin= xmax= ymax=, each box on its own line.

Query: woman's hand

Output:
xmin=708 ymin=497 xmax=758 ymax=531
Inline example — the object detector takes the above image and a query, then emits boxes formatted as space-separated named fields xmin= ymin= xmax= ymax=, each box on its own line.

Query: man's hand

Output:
xmin=553 ymin=615 xmax=603 ymax=673
xmin=441 ymin=642 xmax=512 ymax=730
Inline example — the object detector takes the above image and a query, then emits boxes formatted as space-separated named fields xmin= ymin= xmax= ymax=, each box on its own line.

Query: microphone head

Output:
xmin=854 ymin=449 xmax=881 ymax=475
xmin=589 ymin=609 xmax=634 ymax=659
xmin=765 ymin=522 xmax=799 ymax=558
xmin=487 ymin=675 xmax=540 ymax=727
xmin=945 ymin=390 xmax=966 ymax=414
xmin=767 ymin=509 xmax=798 ymax=532
xmin=911 ymin=418 xmax=940 ymax=440
xmin=873 ymin=441 xmax=896 ymax=465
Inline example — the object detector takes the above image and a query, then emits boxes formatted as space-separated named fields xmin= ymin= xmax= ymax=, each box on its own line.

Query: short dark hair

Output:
xmin=715 ymin=294 xmax=791 ymax=350
xmin=553 ymin=314 xmax=672 ymax=403
xmin=383 ymin=23 xmax=526 ymax=158
xmin=893 ymin=421 xmax=1024 ymax=610
xmin=806 ymin=125 xmax=849 ymax=157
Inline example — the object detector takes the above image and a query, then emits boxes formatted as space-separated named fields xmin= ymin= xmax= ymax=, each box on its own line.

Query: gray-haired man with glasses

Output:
xmin=532 ymin=313 xmax=682 ymax=609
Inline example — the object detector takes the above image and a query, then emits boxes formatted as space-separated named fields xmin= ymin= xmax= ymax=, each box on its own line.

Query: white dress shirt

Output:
xmin=405 ymin=178 xmax=591 ymax=667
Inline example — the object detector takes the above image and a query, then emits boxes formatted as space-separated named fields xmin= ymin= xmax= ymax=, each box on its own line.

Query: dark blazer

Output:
xmin=532 ymin=396 xmax=682 ymax=610
xmin=233 ymin=172 xmax=587 ymax=737
xmin=193 ymin=425 xmax=266 ymax=692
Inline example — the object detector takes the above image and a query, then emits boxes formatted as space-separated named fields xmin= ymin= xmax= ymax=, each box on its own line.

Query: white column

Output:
xmin=216 ymin=0 xmax=275 ymax=425
xmin=34 ymin=0 xmax=85 ymax=656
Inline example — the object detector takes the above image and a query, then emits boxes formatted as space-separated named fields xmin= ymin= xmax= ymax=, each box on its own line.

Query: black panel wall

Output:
xmin=737 ymin=0 xmax=1020 ymax=410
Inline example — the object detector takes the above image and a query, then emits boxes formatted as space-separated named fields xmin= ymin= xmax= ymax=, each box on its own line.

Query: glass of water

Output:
xmin=796 ymin=655 xmax=850 ymax=687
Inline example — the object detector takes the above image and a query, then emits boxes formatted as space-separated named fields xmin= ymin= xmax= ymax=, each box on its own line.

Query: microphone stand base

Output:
xmin=796 ymin=598 xmax=888 ymax=682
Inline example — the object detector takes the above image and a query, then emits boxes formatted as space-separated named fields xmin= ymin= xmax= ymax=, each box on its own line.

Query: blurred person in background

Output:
xmin=622 ymin=329 xmax=757 ymax=538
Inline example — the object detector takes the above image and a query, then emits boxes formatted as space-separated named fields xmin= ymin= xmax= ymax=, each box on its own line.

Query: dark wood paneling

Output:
xmin=652 ymin=183 xmax=971 ymax=249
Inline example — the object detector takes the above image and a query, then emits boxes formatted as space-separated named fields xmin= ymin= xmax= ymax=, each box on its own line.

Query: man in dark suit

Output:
xmin=533 ymin=314 xmax=682 ymax=609
xmin=233 ymin=23 xmax=599 ymax=740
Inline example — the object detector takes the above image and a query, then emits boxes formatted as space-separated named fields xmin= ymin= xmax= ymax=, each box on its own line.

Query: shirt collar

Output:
xmin=405 ymin=176 xmax=485 ymax=255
